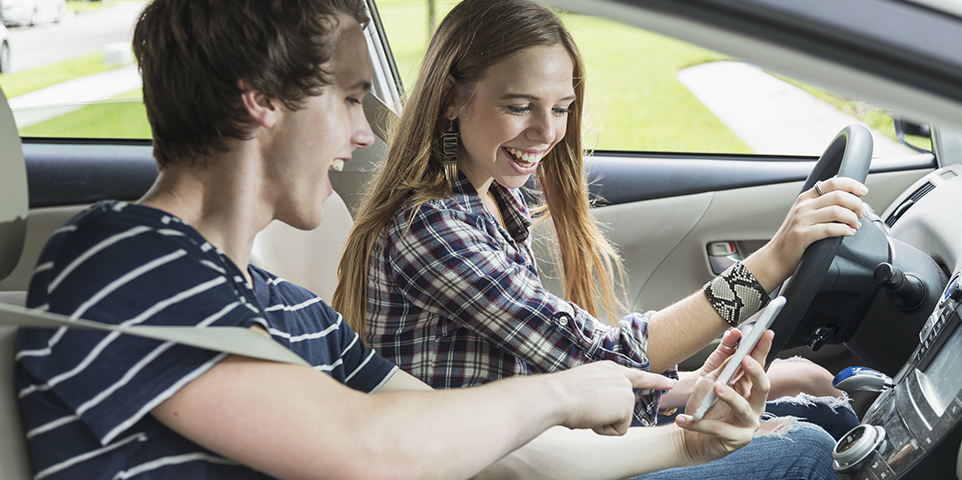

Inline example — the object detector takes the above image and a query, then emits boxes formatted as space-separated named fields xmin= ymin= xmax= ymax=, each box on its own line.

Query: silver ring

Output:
xmin=814 ymin=181 xmax=825 ymax=196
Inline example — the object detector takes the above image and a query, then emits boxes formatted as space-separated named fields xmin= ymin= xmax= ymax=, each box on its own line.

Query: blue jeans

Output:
xmin=639 ymin=420 xmax=839 ymax=480
xmin=656 ymin=399 xmax=859 ymax=440
xmin=765 ymin=398 xmax=859 ymax=441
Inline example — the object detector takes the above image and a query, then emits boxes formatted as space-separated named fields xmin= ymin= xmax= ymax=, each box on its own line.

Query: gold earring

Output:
xmin=441 ymin=122 xmax=459 ymax=186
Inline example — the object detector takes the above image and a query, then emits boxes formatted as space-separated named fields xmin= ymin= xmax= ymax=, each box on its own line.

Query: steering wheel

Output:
xmin=765 ymin=125 xmax=873 ymax=365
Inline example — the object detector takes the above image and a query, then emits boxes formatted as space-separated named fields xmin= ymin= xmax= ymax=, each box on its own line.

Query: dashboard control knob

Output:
xmin=833 ymin=424 xmax=887 ymax=473
xmin=809 ymin=326 xmax=836 ymax=351
xmin=874 ymin=262 xmax=925 ymax=310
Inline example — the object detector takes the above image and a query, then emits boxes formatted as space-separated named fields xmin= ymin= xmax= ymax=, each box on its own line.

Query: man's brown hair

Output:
xmin=133 ymin=0 xmax=368 ymax=168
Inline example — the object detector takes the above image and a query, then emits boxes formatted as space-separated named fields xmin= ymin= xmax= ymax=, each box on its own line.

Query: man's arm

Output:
xmin=151 ymin=357 xmax=661 ymax=480
xmin=376 ymin=370 xmax=695 ymax=479
xmin=380 ymin=333 xmax=772 ymax=480
xmin=478 ymin=332 xmax=773 ymax=480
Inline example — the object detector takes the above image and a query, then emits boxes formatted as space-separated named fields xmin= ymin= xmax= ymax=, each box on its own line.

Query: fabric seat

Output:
xmin=249 ymin=192 xmax=353 ymax=303
xmin=0 ymin=296 xmax=29 ymax=480
xmin=0 ymin=82 xmax=36 ymax=480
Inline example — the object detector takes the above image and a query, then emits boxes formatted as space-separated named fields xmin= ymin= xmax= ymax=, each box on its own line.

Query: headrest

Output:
xmin=0 ymin=87 xmax=28 ymax=282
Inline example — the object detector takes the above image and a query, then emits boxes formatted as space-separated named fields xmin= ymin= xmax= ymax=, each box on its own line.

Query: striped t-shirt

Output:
xmin=16 ymin=201 xmax=396 ymax=479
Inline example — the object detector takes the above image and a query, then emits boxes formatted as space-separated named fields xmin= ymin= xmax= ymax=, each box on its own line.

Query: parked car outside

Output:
xmin=1 ymin=0 xmax=65 ymax=27
xmin=0 ymin=25 xmax=9 ymax=73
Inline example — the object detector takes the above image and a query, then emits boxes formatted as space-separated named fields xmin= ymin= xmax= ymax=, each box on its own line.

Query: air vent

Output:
xmin=885 ymin=181 xmax=936 ymax=227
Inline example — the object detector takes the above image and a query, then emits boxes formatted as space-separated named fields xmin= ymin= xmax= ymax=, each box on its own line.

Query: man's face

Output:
xmin=266 ymin=12 xmax=375 ymax=230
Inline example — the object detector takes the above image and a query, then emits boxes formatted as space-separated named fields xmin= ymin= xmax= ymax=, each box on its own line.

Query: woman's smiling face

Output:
xmin=451 ymin=44 xmax=575 ymax=192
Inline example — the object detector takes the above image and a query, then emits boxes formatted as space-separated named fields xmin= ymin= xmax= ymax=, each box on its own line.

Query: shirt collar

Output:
xmin=451 ymin=171 xmax=532 ymax=242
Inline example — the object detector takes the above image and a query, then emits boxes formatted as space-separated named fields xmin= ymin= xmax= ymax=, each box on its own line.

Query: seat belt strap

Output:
xmin=0 ymin=302 xmax=310 ymax=367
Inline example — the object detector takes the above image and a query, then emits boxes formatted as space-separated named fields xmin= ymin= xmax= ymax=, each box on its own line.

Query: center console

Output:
xmin=834 ymin=272 xmax=962 ymax=479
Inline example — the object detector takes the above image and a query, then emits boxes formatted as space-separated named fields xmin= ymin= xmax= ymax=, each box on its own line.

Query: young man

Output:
xmin=14 ymin=1 xmax=791 ymax=479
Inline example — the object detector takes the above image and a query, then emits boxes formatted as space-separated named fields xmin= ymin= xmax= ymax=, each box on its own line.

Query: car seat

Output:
xmin=247 ymin=89 xmax=400 ymax=303
xmin=249 ymin=193 xmax=353 ymax=303
xmin=0 ymin=85 xmax=37 ymax=480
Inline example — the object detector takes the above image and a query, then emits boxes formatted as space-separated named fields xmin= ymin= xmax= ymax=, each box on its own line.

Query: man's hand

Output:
xmin=551 ymin=361 xmax=675 ymax=436
xmin=673 ymin=330 xmax=773 ymax=463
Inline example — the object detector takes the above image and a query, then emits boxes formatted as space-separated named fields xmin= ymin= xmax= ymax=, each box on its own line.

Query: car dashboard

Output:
xmin=835 ymin=269 xmax=962 ymax=479
xmin=829 ymin=162 xmax=962 ymax=479
xmin=885 ymin=164 xmax=962 ymax=282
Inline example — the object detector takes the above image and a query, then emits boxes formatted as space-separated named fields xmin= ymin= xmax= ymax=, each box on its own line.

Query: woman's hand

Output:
xmin=747 ymin=176 xmax=868 ymax=291
xmin=673 ymin=330 xmax=773 ymax=463
xmin=660 ymin=329 xmax=743 ymax=409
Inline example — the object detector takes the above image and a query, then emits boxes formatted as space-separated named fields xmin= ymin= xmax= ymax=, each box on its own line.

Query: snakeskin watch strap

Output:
xmin=703 ymin=261 xmax=771 ymax=328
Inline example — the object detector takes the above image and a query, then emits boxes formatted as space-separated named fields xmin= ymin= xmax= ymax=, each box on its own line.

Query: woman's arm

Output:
xmin=646 ymin=177 xmax=867 ymax=372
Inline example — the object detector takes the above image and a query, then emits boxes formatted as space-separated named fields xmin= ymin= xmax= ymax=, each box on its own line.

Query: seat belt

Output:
xmin=0 ymin=302 xmax=309 ymax=367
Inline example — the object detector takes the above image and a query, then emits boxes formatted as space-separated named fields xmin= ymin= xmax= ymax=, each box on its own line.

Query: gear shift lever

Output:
xmin=833 ymin=366 xmax=893 ymax=418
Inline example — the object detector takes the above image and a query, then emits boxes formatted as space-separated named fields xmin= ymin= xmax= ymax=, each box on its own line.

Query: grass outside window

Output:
xmin=0 ymin=52 xmax=122 ymax=99
xmin=19 ymin=88 xmax=149 ymax=138
xmin=376 ymin=0 xmax=750 ymax=153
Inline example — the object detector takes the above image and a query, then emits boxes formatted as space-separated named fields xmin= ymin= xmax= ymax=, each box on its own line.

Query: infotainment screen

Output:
xmin=919 ymin=324 xmax=962 ymax=416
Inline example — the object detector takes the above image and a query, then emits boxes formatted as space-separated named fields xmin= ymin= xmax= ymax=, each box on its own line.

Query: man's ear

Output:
xmin=442 ymin=75 xmax=461 ymax=121
xmin=238 ymin=79 xmax=278 ymax=129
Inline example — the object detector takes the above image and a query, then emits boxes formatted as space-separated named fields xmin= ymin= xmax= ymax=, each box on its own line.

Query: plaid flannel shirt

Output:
xmin=367 ymin=173 xmax=677 ymax=426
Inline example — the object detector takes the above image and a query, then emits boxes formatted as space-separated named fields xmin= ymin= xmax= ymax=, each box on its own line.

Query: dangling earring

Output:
xmin=441 ymin=121 xmax=459 ymax=186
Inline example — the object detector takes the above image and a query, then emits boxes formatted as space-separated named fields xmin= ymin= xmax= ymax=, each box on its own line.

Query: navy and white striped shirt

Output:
xmin=17 ymin=201 xmax=396 ymax=479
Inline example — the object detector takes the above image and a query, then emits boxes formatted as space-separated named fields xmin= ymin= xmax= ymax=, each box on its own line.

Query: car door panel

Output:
xmin=23 ymin=142 xmax=156 ymax=208
xmin=532 ymin=154 xmax=932 ymax=371
xmin=628 ymin=169 xmax=929 ymax=312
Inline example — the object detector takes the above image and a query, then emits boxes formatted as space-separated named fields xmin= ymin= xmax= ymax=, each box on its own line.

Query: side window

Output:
xmin=376 ymin=2 xmax=932 ymax=157
xmin=0 ymin=1 xmax=149 ymax=140
xmin=376 ymin=0 xmax=458 ymax=93
xmin=2 ymin=0 xmax=405 ymax=141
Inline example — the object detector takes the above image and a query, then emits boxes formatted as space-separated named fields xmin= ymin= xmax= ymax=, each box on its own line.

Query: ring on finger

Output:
xmin=814 ymin=181 xmax=825 ymax=196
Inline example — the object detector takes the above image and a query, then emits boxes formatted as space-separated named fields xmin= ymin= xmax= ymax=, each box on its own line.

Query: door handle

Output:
xmin=707 ymin=241 xmax=742 ymax=275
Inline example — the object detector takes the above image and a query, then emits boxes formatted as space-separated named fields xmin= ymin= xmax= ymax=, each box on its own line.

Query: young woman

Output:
xmin=335 ymin=0 xmax=861 ymax=449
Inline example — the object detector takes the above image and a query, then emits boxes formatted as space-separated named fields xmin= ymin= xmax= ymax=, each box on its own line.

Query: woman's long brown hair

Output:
xmin=333 ymin=0 xmax=626 ymax=338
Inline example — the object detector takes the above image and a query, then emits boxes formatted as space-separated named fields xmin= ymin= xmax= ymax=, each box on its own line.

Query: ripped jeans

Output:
xmin=655 ymin=394 xmax=859 ymax=440
xmin=765 ymin=393 xmax=859 ymax=441
xmin=638 ymin=419 xmax=840 ymax=480
xmin=642 ymin=393 xmax=856 ymax=479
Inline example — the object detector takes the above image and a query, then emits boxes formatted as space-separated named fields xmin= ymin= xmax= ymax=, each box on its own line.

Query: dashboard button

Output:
xmin=949 ymin=398 xmax=962 ymax=420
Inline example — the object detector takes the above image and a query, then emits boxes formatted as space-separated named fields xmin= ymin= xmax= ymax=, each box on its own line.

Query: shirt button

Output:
xmin=558 ymin=316 xmax=568 ymax=327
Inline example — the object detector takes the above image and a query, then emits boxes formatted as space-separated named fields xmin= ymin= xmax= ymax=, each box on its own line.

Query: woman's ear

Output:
xmin=238 ymin=79 xmax=278 ymax=129
xmin=442 ymin=75 xmax=461 ymax=121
